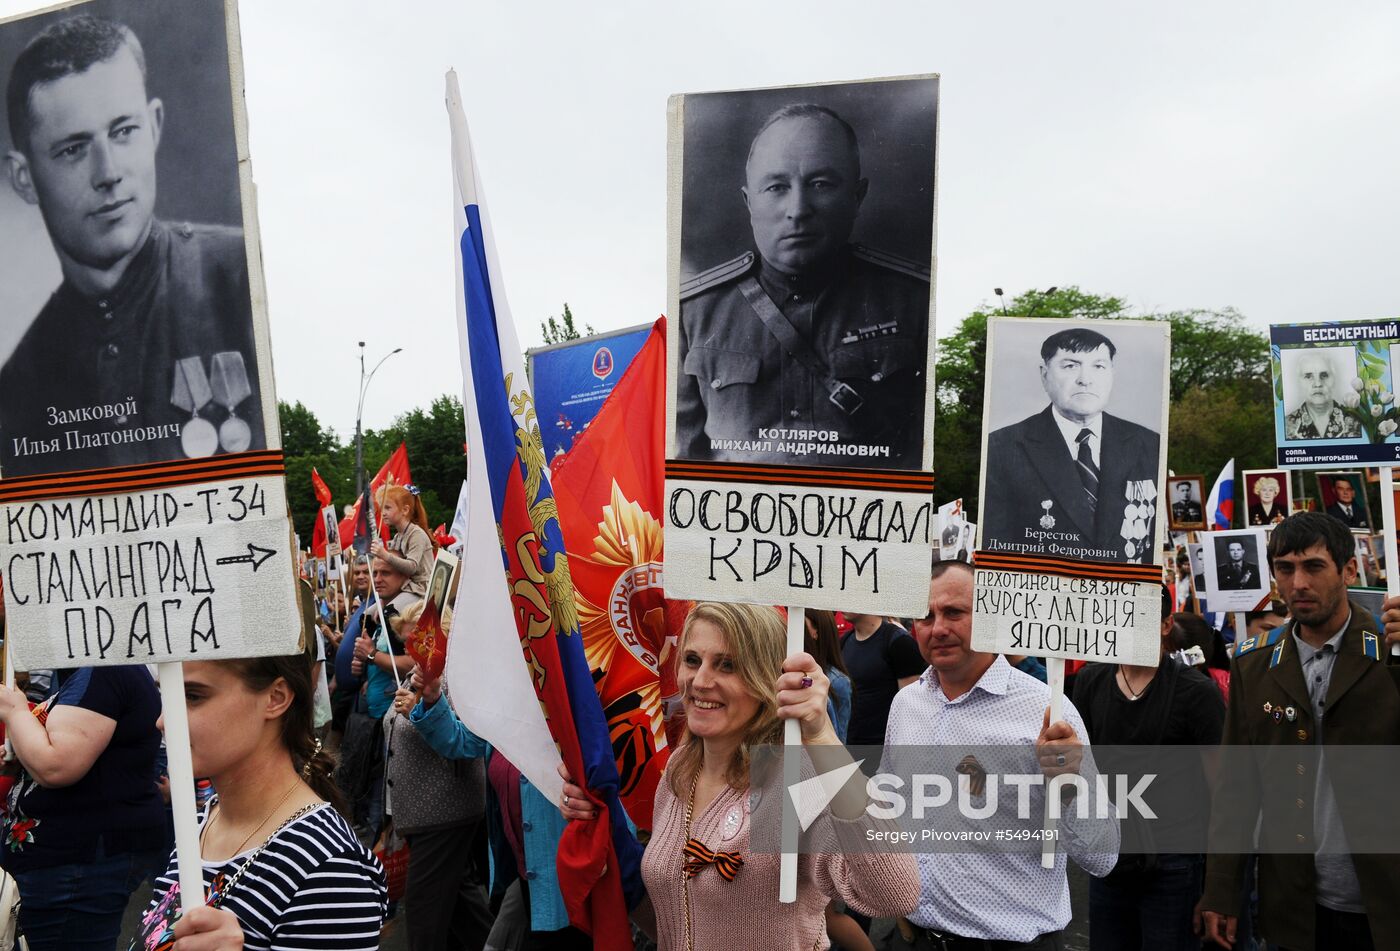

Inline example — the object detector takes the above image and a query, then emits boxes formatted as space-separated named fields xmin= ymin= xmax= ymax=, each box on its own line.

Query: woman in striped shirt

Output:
xmin=134 ymin=651 xmax=387 ymax=950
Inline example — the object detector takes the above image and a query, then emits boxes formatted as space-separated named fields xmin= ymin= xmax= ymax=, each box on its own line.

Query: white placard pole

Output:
xmin=1042 ymin=656 xmax=1065 ymax=868
xmin=158 ymin=662 xmax=204 ymax=911
xmin=1233 ymin=612 xmax=1249 ymax=650
xmin=1381 ymin=468 xmax=1400 ymax=655
xmin=779 ymin=606 xmax=805 ymax=903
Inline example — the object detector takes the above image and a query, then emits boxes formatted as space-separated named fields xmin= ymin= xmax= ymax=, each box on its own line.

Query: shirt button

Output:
xmin=792 ymin=293 xmax=802 ymax=301
xmin=871 ymin=372 xmax=884 ymax=383
xmin=104 ymin=343 xmax=120 ymax=358
xmin=98 ymin=299 xmax=110 ymax=310
xmin=524 ymin=870 xmax=537 ymax=881
xmin=519 ymin=775 xmax=528 ymax=785
xmin=521 ymin=820 xmax=532 ymax=832
xmin=710 ymin=379 xmax=723 ymax=389
xmin=789 ymin=409 xmax=800 ymax=419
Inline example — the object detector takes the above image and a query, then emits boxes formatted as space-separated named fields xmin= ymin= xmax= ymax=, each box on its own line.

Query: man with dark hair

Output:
xmin=1 ymin=13 xmax=262 ymax=477
xmin=1216 ymin=539 xmax=1260 ymax=590
xmin=981 ymin=327 xmax=1160 ymax=562
xmin=1199 ymin=512 xmax=1400 ymax=950
xmin=676 ymin=101 xmax=931 ymax=468
xmin=1171 ymin=479 xmax=1203 ymax=526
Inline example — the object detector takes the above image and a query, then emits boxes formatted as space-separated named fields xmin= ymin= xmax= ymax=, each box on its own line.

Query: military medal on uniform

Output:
xmin=210 ymin=351 xmax=254 ymax=452
xmin=171 ymin=356 xmax=219 ymax=458
xmin=1039 ymin=500 xmax=1056 ymax=529
xmin=1119 ymin=479 xmax=1158 ymax=562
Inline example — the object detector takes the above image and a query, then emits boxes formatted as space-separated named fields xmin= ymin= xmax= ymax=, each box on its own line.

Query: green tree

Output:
xmin=540 ymin=302 xmax=595 ymax=345
xmin=932 ymin=288 xmax=1272 ymax=519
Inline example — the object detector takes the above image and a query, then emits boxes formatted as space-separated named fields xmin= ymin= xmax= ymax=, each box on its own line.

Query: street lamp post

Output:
xmin=354 ymin=342 xmax=403 ymax=499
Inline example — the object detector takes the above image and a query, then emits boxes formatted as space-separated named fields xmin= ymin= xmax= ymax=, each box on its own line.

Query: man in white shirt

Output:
xmin=883 ymin=561 xmax=1119 ymax=948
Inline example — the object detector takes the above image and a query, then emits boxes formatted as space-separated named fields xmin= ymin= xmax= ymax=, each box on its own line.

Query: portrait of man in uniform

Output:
xmin=1214 ymin=538 xmax=1260 ymax=590
xmin=979 ymin=320 xmax=1168 ymax=564
xmin=670 ymin=77 xmax=936 ymax=470
xmin=1167 ymin=475 xmax=1206 ymax=530
xmin=1317 ymin=471 xmax=1372 ymax=532
xmin=0 ymin=4 xmax=265 ymax=477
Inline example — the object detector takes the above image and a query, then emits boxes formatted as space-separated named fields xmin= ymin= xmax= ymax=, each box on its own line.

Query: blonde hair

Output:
xmin=666 ymin=602 xmax=786 ymax=796
xmin=1252 ymin=476 xmax=1281 ymax=498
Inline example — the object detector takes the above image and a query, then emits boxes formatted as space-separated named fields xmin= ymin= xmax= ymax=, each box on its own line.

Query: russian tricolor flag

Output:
xmin=444 ymin=71 xmax=640 ymax=946
xmin=1206 ymin=458 xmax=1235 ymax=531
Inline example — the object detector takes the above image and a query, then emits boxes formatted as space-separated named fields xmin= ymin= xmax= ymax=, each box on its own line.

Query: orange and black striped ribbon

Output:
xmin=666 ymin=459 xmax=933 ymax=494
xmin=0 ymin=450 xmax=285 ymax=504
xmin=973 ymin=550 xmax=1163 ymax=585
xmin=682 ymin=838 xmax=744 ymax=881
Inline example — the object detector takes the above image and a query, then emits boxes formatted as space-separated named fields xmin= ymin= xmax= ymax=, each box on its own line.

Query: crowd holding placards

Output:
xmin=0 ymin=491 xmax=1395 ymax=949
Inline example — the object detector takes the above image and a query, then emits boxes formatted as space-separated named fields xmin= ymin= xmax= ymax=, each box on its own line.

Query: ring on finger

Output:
xmin=563 ymin=794 xmax=571 ymax=806
xmin=1055 ymin=754 xmax=1067 ymax=767
xmin=799 ymin=676 xmax=814 ymax=689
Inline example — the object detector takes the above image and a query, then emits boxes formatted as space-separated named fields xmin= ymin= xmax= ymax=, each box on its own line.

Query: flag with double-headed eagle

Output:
xmin=442 ymin=71 xmax=640 ymax=948
xmin=551 ymin=317 xmax=689 ymax=832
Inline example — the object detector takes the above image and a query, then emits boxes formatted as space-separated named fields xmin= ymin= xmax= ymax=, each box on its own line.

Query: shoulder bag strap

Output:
xmin=736 ymin=276 xmax=864 ymax=415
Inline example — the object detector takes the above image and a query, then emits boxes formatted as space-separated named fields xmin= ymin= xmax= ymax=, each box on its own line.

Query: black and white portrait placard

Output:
xmin=977 ymin=317 xmax=1171 ymax=565
xmin=1166 ymin=475 xmax=1206 ymax=531
xmin=0 ymin=0 xmax=276 ymax=478
xmin=666 ymin=75 xmax=937 ymax=471
xmin=661 ymin=76 xmax=938 ymax=617
xmin=0 ymin=0 xmax=298 ymax=669
xmin=1201 ymin=528 xmax=1271 ymax=611
xmin=321 ymin=503 xmax=342 ymax=561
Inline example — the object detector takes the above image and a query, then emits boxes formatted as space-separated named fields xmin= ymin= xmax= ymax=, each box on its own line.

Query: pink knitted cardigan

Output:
xmin=641 ymin=766 xmax=918 ymax=951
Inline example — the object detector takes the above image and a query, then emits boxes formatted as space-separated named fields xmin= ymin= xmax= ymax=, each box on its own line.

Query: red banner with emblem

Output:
xmin=551 ymin=317 xmax=689 ymax=831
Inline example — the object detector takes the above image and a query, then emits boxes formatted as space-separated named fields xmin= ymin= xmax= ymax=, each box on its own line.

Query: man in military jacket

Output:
xmin=0 ymin=14 xmax=262 ymax=477
xmin=1171 ymin=479 xmax=1204 ymax=527
xmin=981 ymin=327 xmax=1160 ymax=563
xmin=675 ymin=103 xmax=930 ymax=470
xmin=1216 ymin=540 xmax=1260 ymax=590
xmin=1200 ymin=513 xmax=1400 ymax=951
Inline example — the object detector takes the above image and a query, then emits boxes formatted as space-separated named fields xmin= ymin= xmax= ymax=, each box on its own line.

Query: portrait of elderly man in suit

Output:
xmin=981 ymin=326 xmax=1161 ymax=563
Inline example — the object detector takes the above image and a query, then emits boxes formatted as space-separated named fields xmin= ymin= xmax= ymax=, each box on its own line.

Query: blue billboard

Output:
xmin=528 ymin=323 xmax=653 ymax=459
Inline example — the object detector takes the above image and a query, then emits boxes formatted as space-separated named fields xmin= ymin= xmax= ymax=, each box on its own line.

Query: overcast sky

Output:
xmin=2 ymin=0 xmax=1397 ymax=440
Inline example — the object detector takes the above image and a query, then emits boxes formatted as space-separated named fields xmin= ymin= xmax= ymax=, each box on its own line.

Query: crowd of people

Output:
xmin=0 ymin=505 xmax=1393 ymax=950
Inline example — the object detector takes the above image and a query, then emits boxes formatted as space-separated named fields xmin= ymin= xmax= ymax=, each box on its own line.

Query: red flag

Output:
xmin=404 ymin=596 xmax=447 ymax=680
xmin=310 ymin=468 xmax=334 ymax=557
xmin=338 ymin=443 xmax=412 ymax=552
xmin=551 ymin=317 xmax=688 ymax=832
xmin=311 ymin=467 xmax=333 ymax=507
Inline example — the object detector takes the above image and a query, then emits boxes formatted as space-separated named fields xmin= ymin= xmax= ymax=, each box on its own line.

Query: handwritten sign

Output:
xmin=1 ymin=477 xmax=300 ymax=669
xmin=663 ymin=480 xmax=932 ymax=615
xmin=971 ymin=568 xmax=1161 ymax=665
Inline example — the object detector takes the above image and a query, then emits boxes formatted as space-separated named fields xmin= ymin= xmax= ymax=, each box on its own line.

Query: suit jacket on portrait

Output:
xmin=1325 ymin=501 xmax=1368 ymax=529
xmin=981 ymin=406 xmax=1160 ymax=561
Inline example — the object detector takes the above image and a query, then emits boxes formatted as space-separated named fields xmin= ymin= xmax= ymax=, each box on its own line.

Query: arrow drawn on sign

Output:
xmin=216 ymin=544 xmax=278 ymax=573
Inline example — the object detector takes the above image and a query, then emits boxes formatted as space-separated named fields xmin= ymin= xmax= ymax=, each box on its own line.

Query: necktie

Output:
xmin=1075 ymin=428 xmax=1099 ymax=512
